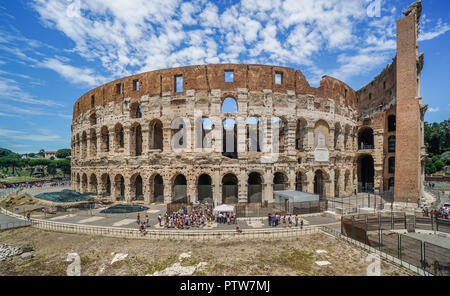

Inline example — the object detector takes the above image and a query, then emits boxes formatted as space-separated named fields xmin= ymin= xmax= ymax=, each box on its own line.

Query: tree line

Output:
xmin=424 ymin=119 xmax=450 ymax=174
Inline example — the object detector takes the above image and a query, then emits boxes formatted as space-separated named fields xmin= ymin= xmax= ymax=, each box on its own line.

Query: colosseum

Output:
xmin=71 ymin=1 xmax=426 ymax=208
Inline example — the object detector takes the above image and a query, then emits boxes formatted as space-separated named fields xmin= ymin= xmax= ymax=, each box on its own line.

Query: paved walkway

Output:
xmin=31 ymin=204 xmax=340 ymax=231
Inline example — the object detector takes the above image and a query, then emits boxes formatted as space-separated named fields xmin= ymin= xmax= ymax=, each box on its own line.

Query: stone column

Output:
xmin=238 ymin=170 xmax=247 ymax=203
xmin=307 ymin=122 xmax=315 ymax=150
xmin=141 ymin=124 xmax=150 ymax=157
xmin=124 ymin=125 xmax=131 ymax=156
xmin=213 ymin=171 xmax=220 ymax=206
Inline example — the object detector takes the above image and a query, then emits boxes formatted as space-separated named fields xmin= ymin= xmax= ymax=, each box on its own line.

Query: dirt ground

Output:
xmin=0 ymin=227 xmax=415 ymax=276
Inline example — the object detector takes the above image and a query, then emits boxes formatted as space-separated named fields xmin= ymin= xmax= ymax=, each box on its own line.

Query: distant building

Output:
xmin=45 ymin=151 xmax=57 ymax=159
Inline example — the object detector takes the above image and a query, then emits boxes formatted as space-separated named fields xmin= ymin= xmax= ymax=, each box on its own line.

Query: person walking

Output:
xmin=136 ymin=213 xmax=140 ymax=226
xmin=158 ymin=214 xmax=162 ymax=227
xmin=145 ymin=214 xmax=149 ymax=228
xmin=295 ymin=215 xmax=299 ymax=227
xmin=300 ymin=219 xmax=304 ymax=229
xmin=268 ymin=213 xmax=272 ymax=227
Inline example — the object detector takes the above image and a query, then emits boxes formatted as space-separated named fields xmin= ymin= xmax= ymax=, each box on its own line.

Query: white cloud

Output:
xmin=0 ymin=127 xmax=63 ymax=142
xmin=39 ymin=58 xmax=107 ymax=87
xmin=419 ymin=19 xmax=450 ymax=41
xmin=428 ymin=107 xmax=439 ymax=113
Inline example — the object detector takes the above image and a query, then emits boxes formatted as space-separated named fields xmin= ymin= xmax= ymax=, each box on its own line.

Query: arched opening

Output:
xmin=81 ymin=131 xmax=87 ymax=159
xmin=149 ymin=119 xmax=163 ymax=150
xmin=388 ymin=136 xmax=396 ymax=152
xmin=222 ymin=119 xmax=237 ymax=158
xmin=131 ymin=174 xmax=143 ymax=201
xmin=101 ymin=126 xmax=109 ymax=153
xmin=248 ymin=172 xmax=263 ymax=204
xmin=76 ymin=134 xmax=80 ymax=159
xmin=197 ymin=174 xmax=212 ymax=204
xmin=295 ymin=172 xmax=304 ymax=191
xmin=114 ymin=175 xmax=125 ymax=201
xmin=89 ymin=128 xmax=97 ymax=157
xmin=131 ymin=123 xmax=142 ymax=156
xmin=101 ymin=174 xmax=111 ymax=196
xmin=247 ymin=117 xmax=261 ymax=152
xmin=273 ymin=117 xmax=287 ymax=152
xmin=222 ymin=173 xmax=238 ymax=204
xmin=334 ymin=123 xmax=341 ymax=150
xmin=173 ymin=174 xmax=187 ymax=202
xmin=114 ymin=123 xmax=124 ymax=150
xmin=296 ymin=118 xmax=307 ymax=150
xmin=81 ymin=173 xmax=88 ymax=193
xmin=314 ymin=120 xmax=330 ymax=149
xmin=314 ymin=170 xmax=326 ymax=198
xmin=388 ymin=115 xmax=396 ymax=132
xmin=357 ymin=155 xmax=374 ymax=192
xmin=152 ymin=174 xmax=164 ymax=203
xmin=273 ymin=172 xmax=288 ymax=191
xmin=89 ymin=112 xmax=97 ymax=125
xmin=221 ymin=97 xmax=238 ymax=113
xmin=201 ymin=118 xmax=213 ymax=148
xmin=130 ymin=102 xmax=142 ymax=118
xmin=89 ymin=174 xmax=98 ymax=194
xmin=358 ymin=127 xmax=374 ymax=150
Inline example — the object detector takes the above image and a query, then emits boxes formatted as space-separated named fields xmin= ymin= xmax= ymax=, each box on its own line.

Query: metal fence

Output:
xmin=341 ymin=212 xmax=450 ymax=275
xmin=327 ymin=192 xmax=386 ymax=215
xmin=0 ymin=220 xmax=31 ymax=230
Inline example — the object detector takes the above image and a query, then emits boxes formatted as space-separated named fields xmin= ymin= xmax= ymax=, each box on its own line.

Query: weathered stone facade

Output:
xmin=70 ymin=1 xmax=425 ymax=205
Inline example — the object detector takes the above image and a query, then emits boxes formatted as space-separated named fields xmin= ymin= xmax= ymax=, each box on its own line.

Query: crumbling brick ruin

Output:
xmin=71 ymin=1 xmax=425 ymax=205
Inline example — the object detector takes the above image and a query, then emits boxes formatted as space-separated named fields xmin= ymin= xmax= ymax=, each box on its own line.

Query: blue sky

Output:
xmin=0 ymin=0 xmax=448 ymax=154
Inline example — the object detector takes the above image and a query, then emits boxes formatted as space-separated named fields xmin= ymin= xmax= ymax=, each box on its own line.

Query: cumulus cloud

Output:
xmin=428 ymin=107 xmax=439 ymax=113
xmin=419 ymin=19 xmax=450 ymax=41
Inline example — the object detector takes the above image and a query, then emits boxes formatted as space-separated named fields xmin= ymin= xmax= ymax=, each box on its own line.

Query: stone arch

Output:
xmin=114 ymin=174 xmax=125 ymax=201
xmin=358 ymin=126 xmax=374 ymax=149
xmin=357 ymin=154 xmax=374 ymax=192
xmin=89 ymin=112 xmax=97 ymax=125
xmin=248 ymin=172 xmax=263 ymax=204
xmin=273 ymin=171 xmax=288 ymax=191
xmin=130 ymin=173 xmax=143 ymax=201
xmin=334 ymin=169 xmax=340 ymax=198
xmin=149 ymin=119 xmax=163 ymax=150
xmin=273 ymin=117 xmax=288 ymax=152
xmin=130 ymin=122 xmax=142 ymax=156
xmin=89 ymin=173 xmax=98 ymax=194
xmin=172 ymin=174 xmax=187 ymax=202
xmin=295 ymin=170 xmax=306 ymax=192
xmin=81 ymin=173 xmax=88 ymax=193
xmin=314 ymin=120 xmax=330 ymax=149
xmin=89 ymin=128 xmax=97 ymax=157
xmin=313 ymin=169 xmax=329 ymax=198
xmin=149 ymin=173 xmax=164 ymax=203
xmin=114 ymin=123 xmax=124 ymax=150
xmin=222 ymin=118 xmax=237 ymax=158
xmin=197 ymin=173 xmax=213 ymax=204
xmin=388 ymin=135 xmax=396 ymax=152
xmin=388 ymin=115 xmax=396 ymax=132
xmin=171 ymin=118 xmax=188 ymax=150
xmin=344 ymin=169 xmax=351 ymax=195
xmin=296 ymin=118 xmax=308 ymax=150
xmin=101 ymin=173 xmax=111 ymax=196
xmin=221 ymin=97 xmax=238 ymax=113
xmin=76 ymin=173 xmax=81 ymax=192
xmin=81 ymin=131 xmax=87 ymax=159
xmin=343 ymin=124 xmax=351 ymax=150
xmin=100 ymin=126 xmax=109 ymax=153
xmin=222 ymin=173 xmax=238 ymax=204
xmin=130 ymin=101 xmax=142 ymax=119
xmin=76 ymin=134 xmax=80 ymax=159
xmin=247 ymin=117 xmax=262 ymax=152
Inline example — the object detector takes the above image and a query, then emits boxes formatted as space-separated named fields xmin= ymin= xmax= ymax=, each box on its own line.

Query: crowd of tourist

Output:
xmin=422 ymin=206 xmax=450 ymax=219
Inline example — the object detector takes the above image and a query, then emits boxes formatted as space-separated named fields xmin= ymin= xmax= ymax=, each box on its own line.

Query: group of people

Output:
xmin=422 ymin=206 xmax=449 ymax=219
xmin=268 ymin=213 xmax=304 ymax=228
xmin=216 ymin=212 xmax=236 ymax=224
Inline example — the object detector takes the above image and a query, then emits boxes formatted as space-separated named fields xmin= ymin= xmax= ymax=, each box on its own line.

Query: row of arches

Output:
xmin=73 ymin=169 xmax=339 ymax=204
xmin=72 ymin=117 xmax=363 ymax=159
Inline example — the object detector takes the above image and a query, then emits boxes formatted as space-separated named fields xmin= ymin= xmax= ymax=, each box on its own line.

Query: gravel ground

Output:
xmin=0 ymin=227 xmax=414 ymax=276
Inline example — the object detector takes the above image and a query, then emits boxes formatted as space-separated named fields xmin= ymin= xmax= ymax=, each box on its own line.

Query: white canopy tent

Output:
xmin=213 ymin=204 xmax=235 ymax=214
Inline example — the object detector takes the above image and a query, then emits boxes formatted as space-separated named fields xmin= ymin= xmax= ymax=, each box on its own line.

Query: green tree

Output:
xmin=47 ymin=162 xmax=57 ymax=177
xmin=56 ymin=159 xmax=71 ymax=178
xmin=55 ymin=149 xmax=71 ymax=159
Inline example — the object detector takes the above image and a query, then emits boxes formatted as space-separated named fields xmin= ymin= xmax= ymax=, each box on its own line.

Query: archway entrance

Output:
xmin=222 ymin=173 xmax=238 ymax=204
xmin=358 ymin=155 xmax=374 ymax=192
xmin=295 ymin=172 xmax=304 ymax=191
xmin=197 ymin=174 xmax=213 ymax=204
xmin=114 ymin=175 xmax=125 ymax=201
xmin=152 ymin=174 xmax=164 ymax=203
xmin=314 ymin=170 xmax=326 ymax=198
xmin=131 ymin=174 xmax=143 ymax=201
xmin=248 ymin=172 xmax=263 ymax=204
xmin=173 ymin=174 xmax=187 ymax=203
xmin=273 ymin=172 xmax=288 ymax=191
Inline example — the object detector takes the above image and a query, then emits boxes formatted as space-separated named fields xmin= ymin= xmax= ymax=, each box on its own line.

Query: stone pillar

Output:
xmin=124 ymin=125 xmax=131 ymax=156
xmin=124 ymin=176 xmax=131 ymax=203
xmin=213 ymin=171 xmax=220 ymax=206
xmin=307 ymin=122 xmax=315 ymax=150
xmin=238 ymin=170 xmax=247 ymax=203
xmin=306 ymin=170 xmax=314 ymax=193
xmin=329 ymin=128 xmax=335 ymax=151
xmin=141 ymin=124 xmax=150 ymax=157
xmin=187 ymin=175 xmax=196 ymax=204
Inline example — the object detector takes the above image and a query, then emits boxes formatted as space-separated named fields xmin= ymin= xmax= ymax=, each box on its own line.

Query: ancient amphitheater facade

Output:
xmin=71 ymin=1 xmax=426 ymax=205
